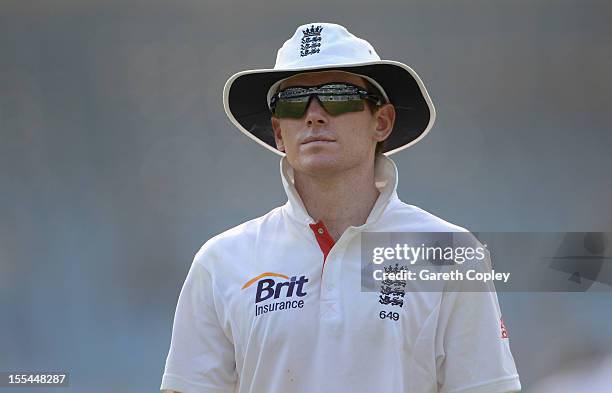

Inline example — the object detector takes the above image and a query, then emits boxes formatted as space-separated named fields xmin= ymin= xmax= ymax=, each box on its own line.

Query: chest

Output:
xmin=214 ymin=232 xmax=440 ymax=362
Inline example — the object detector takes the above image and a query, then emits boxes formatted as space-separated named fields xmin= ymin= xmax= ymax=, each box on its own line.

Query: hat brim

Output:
xmin=222 ymin=60 xmax=436 ymax=156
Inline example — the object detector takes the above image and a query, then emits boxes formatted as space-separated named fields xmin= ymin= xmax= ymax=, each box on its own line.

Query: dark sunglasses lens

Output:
xmin=274 ymin=100 xmax=308 ymax=118
xmin=272 ymin=85 xmax=368 ymax=118
xmin=320 ymin=98 xmax=365 ymax=116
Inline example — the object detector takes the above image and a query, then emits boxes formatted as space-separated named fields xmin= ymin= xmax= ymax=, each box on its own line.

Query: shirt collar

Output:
xmin=279 ymin=155 xmax=400 ymax=227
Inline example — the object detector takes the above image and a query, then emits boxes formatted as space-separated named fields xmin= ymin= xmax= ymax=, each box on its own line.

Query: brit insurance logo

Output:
xmin=242 ymin=272 xmax=309 ymax=316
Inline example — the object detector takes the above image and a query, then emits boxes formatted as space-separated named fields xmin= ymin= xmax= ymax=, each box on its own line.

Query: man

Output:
xmin=161 ymin=22 xmax=521 ymax=393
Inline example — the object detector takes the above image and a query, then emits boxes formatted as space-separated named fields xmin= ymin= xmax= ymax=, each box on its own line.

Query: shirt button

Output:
xmin=317 ymin=228 xmax=324 ymax=234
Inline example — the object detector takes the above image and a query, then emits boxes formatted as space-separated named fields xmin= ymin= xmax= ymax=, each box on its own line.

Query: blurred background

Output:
xmin=1 ymin=0 xmax=611 ymax=392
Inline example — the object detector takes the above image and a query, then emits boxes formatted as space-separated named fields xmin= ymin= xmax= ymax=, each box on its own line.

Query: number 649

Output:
xmin=379 ymin=311 xmax=399 ymax=321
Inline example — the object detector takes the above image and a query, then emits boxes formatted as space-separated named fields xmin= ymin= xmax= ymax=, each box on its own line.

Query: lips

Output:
xmin=301 ymin=135 xmax=336 ymax=145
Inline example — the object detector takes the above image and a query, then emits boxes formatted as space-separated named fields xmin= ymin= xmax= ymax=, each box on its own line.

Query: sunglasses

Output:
xmin=269 ymin=82 xmax=384 ymax=119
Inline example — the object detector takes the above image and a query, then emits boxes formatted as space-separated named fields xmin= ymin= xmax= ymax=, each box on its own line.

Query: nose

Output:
xmin=304 ymin=96 xmax=328 ymax=127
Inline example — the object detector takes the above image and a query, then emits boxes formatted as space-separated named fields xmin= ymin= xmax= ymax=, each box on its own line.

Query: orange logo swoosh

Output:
xmin=242 ymin=272 xmax=290 ymax=289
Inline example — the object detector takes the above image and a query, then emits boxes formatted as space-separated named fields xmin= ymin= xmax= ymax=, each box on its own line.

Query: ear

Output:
xmin=372 ymin=104 xmax=396 ymax=143
xmin=271 ymin=116 xmax=285 ymax=152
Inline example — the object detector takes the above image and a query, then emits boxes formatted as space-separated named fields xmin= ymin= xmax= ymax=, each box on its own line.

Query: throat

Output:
xmin=294 ymin=171 xmax=381 ymax=242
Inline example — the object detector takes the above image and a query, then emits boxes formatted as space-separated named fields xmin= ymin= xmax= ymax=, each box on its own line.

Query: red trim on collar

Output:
xmin=309 ymin=220 xmax=335 ymax=266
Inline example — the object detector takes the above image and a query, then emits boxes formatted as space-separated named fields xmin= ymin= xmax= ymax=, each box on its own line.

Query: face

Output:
xmin=270 ymin=70 xmax=395 ymax=177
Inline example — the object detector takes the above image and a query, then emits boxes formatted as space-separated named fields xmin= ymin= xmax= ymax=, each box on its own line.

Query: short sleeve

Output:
xmin=160 ymin=257 xmax=236 ymax=393
xmin=435 ymin=249 xmax=521 ymax=393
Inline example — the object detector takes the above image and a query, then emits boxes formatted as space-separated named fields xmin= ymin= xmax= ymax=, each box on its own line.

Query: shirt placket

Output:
xmin=309 ymin=220 xmax=348 ymax=327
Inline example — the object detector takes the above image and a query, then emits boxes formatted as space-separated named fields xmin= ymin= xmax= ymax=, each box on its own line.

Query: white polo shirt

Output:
xmin=161 ymin=155 xmax=521 ymax=393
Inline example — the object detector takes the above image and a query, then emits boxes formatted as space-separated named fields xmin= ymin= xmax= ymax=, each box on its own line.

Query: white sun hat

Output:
xmin=223 ymin=22 xmax=436 ymax=156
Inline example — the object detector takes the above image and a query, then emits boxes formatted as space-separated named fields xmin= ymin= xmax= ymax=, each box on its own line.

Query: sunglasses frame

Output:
xmin=269 ymin=82 xmax=384 ymax=118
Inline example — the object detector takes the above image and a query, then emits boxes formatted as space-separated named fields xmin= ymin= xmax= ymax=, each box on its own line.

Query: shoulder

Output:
xmin=193 ymin=206 xmax=284 ymax=270
xmin=385 ymin=199 xmax=470 ymax=233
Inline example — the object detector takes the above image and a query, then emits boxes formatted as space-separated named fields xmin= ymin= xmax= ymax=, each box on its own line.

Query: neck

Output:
xmin=293 ymin=158 xmax=381 ymax=241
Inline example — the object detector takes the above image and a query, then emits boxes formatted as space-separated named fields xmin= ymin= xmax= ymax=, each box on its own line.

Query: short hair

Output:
xmin=362 ymin=78 xmax=389 ymax=156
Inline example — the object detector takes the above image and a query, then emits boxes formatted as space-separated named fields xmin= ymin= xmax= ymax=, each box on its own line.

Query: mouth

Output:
xmin=301 ymin=136 xmax=336 ymax=145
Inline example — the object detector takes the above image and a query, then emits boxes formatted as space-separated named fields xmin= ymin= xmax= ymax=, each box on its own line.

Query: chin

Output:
xmin=294 ymin=152 xmax=347 ymax=175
